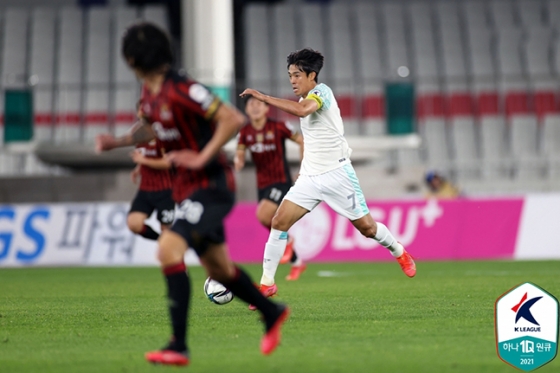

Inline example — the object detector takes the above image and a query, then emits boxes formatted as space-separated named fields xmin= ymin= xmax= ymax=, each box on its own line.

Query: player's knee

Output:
xmin=358 ymin=223 xmax=376 ymax=238
xmin=270 ymin=214 xmax=290 ymax=232
xmin=127 ymin=215 xmax=143 ymax=234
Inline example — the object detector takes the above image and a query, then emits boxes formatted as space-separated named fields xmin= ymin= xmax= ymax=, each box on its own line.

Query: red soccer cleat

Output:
xmin=280 ymin=237 xmax=295 ymax=264
xmin=249 ymin=283 xmax=278 ymax=311
xmin=286 ymin=264 xmax=306 ymax=281
xmin=396 ymin=250 xmax=416 ymax=278
xmin=145 ymin=349 xmax=190 ymax=366
xmin=261 ymin=306 xmax=290 ymax=355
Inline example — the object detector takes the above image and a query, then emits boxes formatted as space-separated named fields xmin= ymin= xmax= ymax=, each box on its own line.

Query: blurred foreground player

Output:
xmin=128 ymin=138 xmax=174 ymax=240
xmin=234 ymin=96 xmax=306 ymax=286
xmin=240 ymin=48 xmax=416 ymax=299
xmin=96 ymin=22 xmax=289 ymax=366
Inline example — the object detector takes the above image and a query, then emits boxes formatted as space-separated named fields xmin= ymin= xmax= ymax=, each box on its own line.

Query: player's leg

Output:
xmin=351 ymin=214 xmax=416 ymax=277
xmin=199 ymin=243 xmax=289 ymax=355
xmin=155 ymin=189 xmax=176 ymax=234
xmin=322 ymin=164 xmax=416 ymax=277
xmin=145 ymin=229 xmax=191 ymax=366
xmin=259 ymin=177 xmax=319 ymax=288
xmin=128 ymin=190 xmax=159 ymax=240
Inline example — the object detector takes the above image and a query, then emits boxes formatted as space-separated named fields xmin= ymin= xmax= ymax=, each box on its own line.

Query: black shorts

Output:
xmin=170 ymin=188 xmax=235 ymax=257
xmin=257 ymin=182 xmax=292 ymax=204
xmin=129 ymin=189 xmax=176 ymax=225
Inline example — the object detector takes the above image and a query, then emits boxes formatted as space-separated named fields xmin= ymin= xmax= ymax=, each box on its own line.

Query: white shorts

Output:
xmin=284 ymin=164 xmax=370 ymax=220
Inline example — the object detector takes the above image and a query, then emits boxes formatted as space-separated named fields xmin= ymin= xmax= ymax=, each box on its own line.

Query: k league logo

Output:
xmin=495 ymin=283 xmax=559 ymax=371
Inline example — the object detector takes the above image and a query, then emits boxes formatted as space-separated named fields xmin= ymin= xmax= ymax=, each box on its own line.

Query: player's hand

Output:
xmin=95 ymin=134 xmax=117 ymax=153
xmin=239 ymin=88 xmax=265 ymax=102
xmin=130 ymin=150 xmax=145 ymax=164
xmin=166 ymin=149 xmax=206 ymax=170
xmin=130 ymin=167 xmax=140 ymax=184
xmin=233 ymin=155 xmax=244 ymax=171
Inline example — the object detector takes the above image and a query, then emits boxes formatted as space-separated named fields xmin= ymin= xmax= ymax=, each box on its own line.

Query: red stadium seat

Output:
xmin=361 ymin=95 xmax=385 ymax=118
xmin=476 ymin=91 xmax=500 ymax=117
xmin=534 ymin=91 xmax=559 ymax=118
xmin=505 ymin=91 xmax=530 ymax=116
xmin=336 ymin=95 xmax=355 ymax=119
xmin=416 ymin=93 xmax=445 ymax=119
xmin=448 ymin=92 xmax=474 ymax=117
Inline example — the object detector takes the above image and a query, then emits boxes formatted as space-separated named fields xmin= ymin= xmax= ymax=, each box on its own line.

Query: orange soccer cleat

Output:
xmin=396 ymin=250 xmax=416 ymax=278
xmin=145 ymin=350 xmax=190 ymax=366
xmin=248 ymin=283 xmax=278 ymax=311
xmin=261 ymin=305 xmax=290 ymax=355
xmin=280 ymin=237 xmax=295 ymax=264
xmin=286 ymin=264 xmax=307 ymax=281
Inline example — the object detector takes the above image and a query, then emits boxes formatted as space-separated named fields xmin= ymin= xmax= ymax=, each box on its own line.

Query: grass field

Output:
xmin=1 ymin=261 xmax=559 ymax=373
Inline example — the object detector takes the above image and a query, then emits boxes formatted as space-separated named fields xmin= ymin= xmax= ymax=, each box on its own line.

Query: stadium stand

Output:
xmin=3 ymin=0 xmax=560 ymax=196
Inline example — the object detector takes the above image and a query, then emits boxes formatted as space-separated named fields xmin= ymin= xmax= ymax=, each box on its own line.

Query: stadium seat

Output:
xmin=113 ymin=7 xmax=141 ymax=137
xmin=142 ymin=4 xmax=168 ymax=30
xmin=271 ymin=3 xmax=297 ymax=98
xmin=416 ymin=93 xmax=446 ymax=119
xmin=409 ymin=2 xmax=438 ymax=81
xmin=541 ymin=114 xmax=560 ymax=178
xmin=354 ymin=3 xmax=384 ymax=135
xmin=300 ymin=3 xmax=330 ymax=81
xmin=517 ymin=0 xmax=544 ymax=27
xmin=548 ymin=0 xmax=560 ymax=26
xmin=490 ymin=0 xmax=516 ymax=27
xmin=382 ymin=2 xmax=409 ymax=79
xmin=421 ymin=118 xmax=450 ymax=173
xmin=463 ymin=1 xmax=489 ymax=29
xmin=467 ymin=28 xmax=495 ymax=79
xmin=534 ymin=90 xmax=559 ymax=119
xmin=524 ymin=27 xmax=553 ymax=81
xmin=30 ymin=8 xmax=56 ymax=142
xmin=476 ymin=91 xmax=501 ymax=116
xmin=450 ymin=117 xmax=479 ymax=179
xmin=327 ymin=3 xmax=358 ymax=135
xmin=496 ymin=28 xmax=523 ymax=78
xmin=435 ymin=2 xmax=467 ymax=83
xmin=55 ymin=7 xmax=83 ymax=143
xmin=83 ymin=7 xmax=111 ymax=143
xmin=510 ymin=115 xmax=544 ymax=179
xmin=244 ymin=4 xmax=272 ymax=93
xmin=505 ymin=91 xmax=531 ymax=116
xmin=480 ymin=116 xmax=510 ymax=179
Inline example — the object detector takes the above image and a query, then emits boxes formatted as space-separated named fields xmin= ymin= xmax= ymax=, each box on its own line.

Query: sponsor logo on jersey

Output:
xmin=160 ymin=103 xmax=173 ymax=121
xmin=256 ymin=133 xmax=264 ymax=143
xmin=152 ymin=122 xmax=181 ymax=141
xmin=265 ymin=131 xmax=275 ymax=140
xmin=250 ymin=143 xmax=277 ymax=153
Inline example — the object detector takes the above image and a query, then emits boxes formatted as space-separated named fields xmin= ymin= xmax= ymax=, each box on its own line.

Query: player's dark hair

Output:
xmin=286 ymin=48 xmax=324 ymax=82
xmin=122 ymin=22 xmax=173 ymax=74
xmin=243 ymin=93 xmax=269 ymax=108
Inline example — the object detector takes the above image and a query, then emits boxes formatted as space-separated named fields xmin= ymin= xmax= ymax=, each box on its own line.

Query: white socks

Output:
xmin=261 ymin=228 xmax=288 ymax=285
xmin=374 ymin=222 xmax=404 ymax=258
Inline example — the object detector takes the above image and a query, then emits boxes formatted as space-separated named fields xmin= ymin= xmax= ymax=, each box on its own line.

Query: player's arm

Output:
xmin=234 ymin=148 xmax=246 ymax=171
xmin=167 ymin=104 xmax=246 ymax=169
xmin=130 ymin=150 xmax=172 ymax=170
xmin=95 ymin=118 xmax=156 ymax=153
xmin=290 ymin=133 xmax=304 ymax=161
xmin=240 ymin=89 xmax=319 ymax=118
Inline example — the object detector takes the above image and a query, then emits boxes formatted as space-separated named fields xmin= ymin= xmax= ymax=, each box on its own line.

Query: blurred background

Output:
xmin=1 ymin=0 xmax=560 ymax=203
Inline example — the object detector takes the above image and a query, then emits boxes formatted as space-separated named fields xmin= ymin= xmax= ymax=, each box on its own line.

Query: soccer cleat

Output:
xmin=396 ymin=250 xmax=416 ymax=278
xmin=248 ymin=283 xmax=278 ymax=311
xmin=286 ymin=264 xmax=307 ymax=281
xmin=261 ymin=305 xmax=290 ymax=355
xmin=145 ymin=350 xmax=190 ymax=366
xmin=280 ymin=237 xmax=295 ymax=264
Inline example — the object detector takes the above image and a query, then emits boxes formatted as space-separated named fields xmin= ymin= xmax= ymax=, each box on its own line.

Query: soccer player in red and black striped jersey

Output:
xmin=95 ymin=22 xmax=289 ymax=366
xmin=127 ymin=138 xmax=175 ymax=241
xmin=235 ymin=96 xmax=306 ymax=287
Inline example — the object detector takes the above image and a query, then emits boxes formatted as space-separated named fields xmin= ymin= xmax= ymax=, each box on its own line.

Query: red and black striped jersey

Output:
xmin=135 ymin=139 xmax=172 ymax=192
xmin=138 ymin=70 xmax=235 ymax=203
xmin=237 ymin=119 xmax=297 ymax=189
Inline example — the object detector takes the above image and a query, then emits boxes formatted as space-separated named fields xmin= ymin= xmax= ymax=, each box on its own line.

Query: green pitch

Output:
xmin=1 ymin=261 xmax=559 ymax=373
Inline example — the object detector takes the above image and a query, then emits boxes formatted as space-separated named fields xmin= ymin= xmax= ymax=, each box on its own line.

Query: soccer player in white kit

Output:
xmin=240 ymin=48 xmax=416 ymax=299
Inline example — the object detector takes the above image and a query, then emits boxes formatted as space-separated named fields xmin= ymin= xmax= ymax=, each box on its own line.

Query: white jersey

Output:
xmin=299 ymin=83 xmax=352 ymax=175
